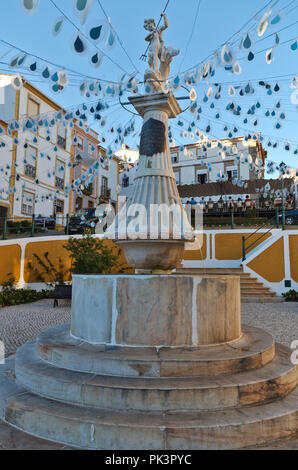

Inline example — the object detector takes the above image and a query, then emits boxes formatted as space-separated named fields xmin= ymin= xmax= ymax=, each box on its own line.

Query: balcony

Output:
xmin=55 ymin=176 xmax=64 ymax=190
xmin=57 ymin=134 xmax=66 ymax=149
xmin=82 ymin=183 xmax=93 ymax=196
xmin=25 ymin=164 xmax=36 ymax=179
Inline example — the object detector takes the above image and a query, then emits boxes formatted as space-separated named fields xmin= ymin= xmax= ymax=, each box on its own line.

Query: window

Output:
xmin=22 ymin=190 xmax=35 ymax=215
xmin=227 ymin=168 xmax=238 ymax=181
xmin=101 ymin=176 xmax=109 ymax=197
xmin=27 ymin=97 xmax=40 ymax=118
xmin=122 ymin=177 xmax=129 ymax=188
xmin=197 ymin=173 xmax=207 ymax=184
xmin=171 ymin=153 xmax=178 ymax=163
xmin=174 ymin=171 xmax=180 ymax=185
xmin=24 ymin=145 xmax=37 ymax=179
xmin=55 ymin=159 xmax=65 ymax=190
xmin=54 ymin=199 xmax=64 ymax=214
xmin=77 ymin=136 xmax=83 ymax=150
xmin=57 ymin=122 xmax=66 ymax=149
xmin=76 ymin=197 xmax=82 ymax=210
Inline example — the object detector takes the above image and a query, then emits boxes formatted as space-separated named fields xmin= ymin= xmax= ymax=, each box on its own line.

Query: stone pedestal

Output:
xmin=1 ymin=273 xmax=298 ymax=449
xmin=71 ymin=275 xmax=241 ymax=346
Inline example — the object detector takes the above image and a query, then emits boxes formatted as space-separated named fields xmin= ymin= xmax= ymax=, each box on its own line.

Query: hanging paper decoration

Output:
xmin=105 ymin=27 xmax=116 ymax=50
xmin=290 ymin=40 xmax=298 ymax=52
xmin=11 ymin=74 xmax=23 ymax=90
xmin=52 ymin=17 xmax=65 ymax=36
xmin=248 ymin=51 xmax=254 ymax=61
xmin=29 ymin=61 xmax=38 ymax=71
xmin=258 ymin=9 xmax=272 ymax=37
xmin=189 ymin=88 xmax=197 ymax=101
xmin=72 ymin=34 xmax=88 ymax=54
xmin=271 ymin=11 xmax=282 ymax=25
xmin=20 ymin=0 xmax=39 ymax=15
xmin=242 ymin=33 xmax=252 ymax=49
xmin=233 ymin=62 xmax=241 ymax=75
xmin=73 ymin=0 xmax=94 ymax=25
xmin=266 ymin=48 xmax=273 ymax=64
xmin=87 ymin=18 xmax=108 ymax=43
xmin=228 ymin=85 xmax=235 ymax=97
xmin=220 ymin=44 xmax=233 ymax=65
xmin=90 ymin=52 xmax=103 ymax=68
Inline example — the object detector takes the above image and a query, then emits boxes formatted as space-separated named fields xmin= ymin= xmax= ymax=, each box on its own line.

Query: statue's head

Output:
xmin=144 ymin=18 xmax=155 ymax=32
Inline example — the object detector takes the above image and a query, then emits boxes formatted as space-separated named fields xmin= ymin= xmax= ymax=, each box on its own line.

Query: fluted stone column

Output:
xmin=107 ymin=92 xmax=194 ymax=270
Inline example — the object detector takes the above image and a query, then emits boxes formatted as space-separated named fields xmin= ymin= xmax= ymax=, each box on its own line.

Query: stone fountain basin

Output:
xmin=116 ymin=239 xmax=186 ymax=270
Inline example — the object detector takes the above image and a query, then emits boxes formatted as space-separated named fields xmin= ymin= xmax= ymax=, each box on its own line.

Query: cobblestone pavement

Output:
xmin=0 ymin=299 xmax=71 ymax=356
xmin=242 ymin=301 xmax=298 ymax=348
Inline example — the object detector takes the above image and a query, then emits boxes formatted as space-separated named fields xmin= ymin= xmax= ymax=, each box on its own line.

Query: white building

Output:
xmin=170 ymin=136 xmax=267 ymax=186
xmin=115 ymin=144 xmax=139 ymax=164
xmin=0 ymin=75 xmax=121 ymax=222
xmin=0 ymin=75 xmax=73 ymax=222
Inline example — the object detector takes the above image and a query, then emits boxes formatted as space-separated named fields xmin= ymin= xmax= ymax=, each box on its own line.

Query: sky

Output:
xmin=0 ymin=0 xmax=298 ymax=177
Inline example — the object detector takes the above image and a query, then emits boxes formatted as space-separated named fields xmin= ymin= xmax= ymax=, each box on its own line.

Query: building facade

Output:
xmin=170 ymin=136 xmax=267 ymax=186
xmin=71 ymin=125 xmax=99 ymax=213
xmin=0 ymin=75 xmax=73 ymax=222
xmin=0 ymin=75 xmax=121 ymax=222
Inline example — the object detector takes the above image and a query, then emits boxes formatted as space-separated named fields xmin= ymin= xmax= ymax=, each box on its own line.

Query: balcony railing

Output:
xmin=55 ymin=176 xmax=64 ymax=190
xmin=25 ymin=164 xmax=36 ymax=179
xmin=57 ymin=135 xmax=66 ymax=149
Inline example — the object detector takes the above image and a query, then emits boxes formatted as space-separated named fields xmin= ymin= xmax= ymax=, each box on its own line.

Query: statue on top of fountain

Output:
xmin=143 ymin=13 xmax=180 ymax=93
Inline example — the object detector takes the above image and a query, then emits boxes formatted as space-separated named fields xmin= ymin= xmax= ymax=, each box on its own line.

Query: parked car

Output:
xmin=67 ymin=208 xmax=100 ymax=234
xmin=35 ymin=216 xmax=56 ymax=229
xmin=279 ymin=210 xmax=298 ymax=225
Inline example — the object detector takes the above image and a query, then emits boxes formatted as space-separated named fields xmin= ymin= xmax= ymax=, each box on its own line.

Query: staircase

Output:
xmin=175 ymin=267 xmax=283 ymax=303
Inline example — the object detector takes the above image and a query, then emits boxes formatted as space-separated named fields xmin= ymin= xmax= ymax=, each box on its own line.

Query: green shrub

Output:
xmin=64 ymin=233 xmax=119 ymax=275
xmin=282 ymin=290 xmax=298 ymax=302
xmin=0 ymin=276 xmax=52 ymax=308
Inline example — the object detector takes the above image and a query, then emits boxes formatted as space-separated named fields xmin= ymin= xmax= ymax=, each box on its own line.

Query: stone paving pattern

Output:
xmin=0 ymin=298 xmax=297 ymax=449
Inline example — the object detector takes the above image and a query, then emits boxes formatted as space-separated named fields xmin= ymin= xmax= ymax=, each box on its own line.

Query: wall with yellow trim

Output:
xmin=246 ymin=238 xmax=285 ymax=282
xmin=289 ymin=235 xmax=298 ymax=282
xmin=0 ymin=244 xmax=21 ymax=284
xmin=215 ymin=233 xmax=272 ymax=260
xmin=23 ymin=238 xmax=133 ymax=283
xmin=183 ymin=234 xmax=207 ymax=260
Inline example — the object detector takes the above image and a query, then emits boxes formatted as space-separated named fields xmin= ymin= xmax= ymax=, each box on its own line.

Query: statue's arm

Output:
xmin=145 ymin=32 xmax=153 ymax=42
xmin=159 ymin=13 xmax=168 ymax=32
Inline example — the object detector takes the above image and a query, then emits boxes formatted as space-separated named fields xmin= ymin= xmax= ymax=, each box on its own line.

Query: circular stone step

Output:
xmin=2 ymin=367 xmax=298 ymax=450
xmin=36 ymin=323 xmax=276 ymax=378
xmin=15 ymin=341 xmax=298 ymax=412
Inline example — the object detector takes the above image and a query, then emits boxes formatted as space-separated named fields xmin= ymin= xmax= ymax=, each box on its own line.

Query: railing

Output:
xmin=241 ymin=208 xmax=280 ymax=261
xmin=0 ymin=215 xmax=72 ymax=239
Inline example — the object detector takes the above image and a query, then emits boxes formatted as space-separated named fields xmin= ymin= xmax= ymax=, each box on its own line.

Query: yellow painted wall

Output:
xmin=0 ymin=244 xmax=21 ymax=284
xmin=247 ymin=238 xmax=285 ymax=282
xmin=215 ymin=233 xmax=272 ymax=260
xmin=289 ymin=235 xmax=298 ymax=282
xmin=183 ymin=234 xmax=207 ymax=260
xmin=24 ymin=239 xmax=133 ymax=283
